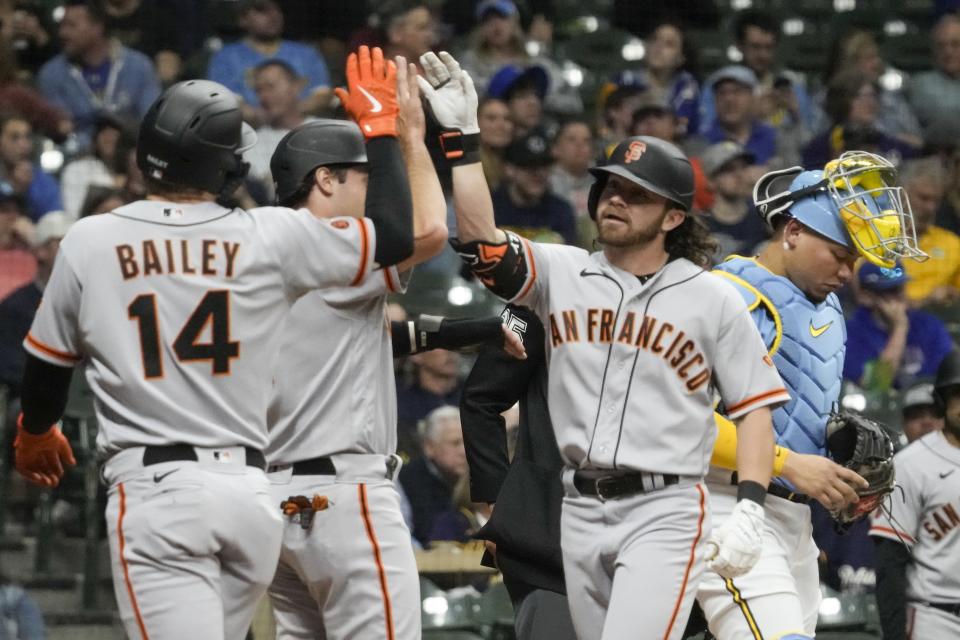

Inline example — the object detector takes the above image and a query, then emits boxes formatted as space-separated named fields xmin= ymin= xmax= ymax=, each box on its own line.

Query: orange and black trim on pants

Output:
xmin=724 ymin=577 xmax=763 ymax=640
xmin=358 ymin=484 xmax=395 ymax=640
xmin=117 ymin=483 xmax=150 ymax=639
xmin=663 ymin=483 xmax=707 ymax=639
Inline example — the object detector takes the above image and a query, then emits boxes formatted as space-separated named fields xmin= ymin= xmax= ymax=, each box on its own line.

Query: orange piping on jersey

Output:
xmin=118 ymin=483 xmax=150 ymax=639
xmin=383 ymin=267 xmax=398 ymax=293
xmin=25 ymin=333 xmax=81 ymax=363
xmin=906 ymin=604 xmax=915 ymax=640
xmin=358 ymin=484 xmax=395 ymax=640
xmin=515 ymin=237 xmax=538 ymax=301
xmin=869 ymin=525 xmax=916 ymax=544
xmin=663 ymin=483 xmax=706 ymax=640
xmin=726 ymin=388 xmax=790 ymax=415
xmin=351 ymin=219 xmax=371 ymax=287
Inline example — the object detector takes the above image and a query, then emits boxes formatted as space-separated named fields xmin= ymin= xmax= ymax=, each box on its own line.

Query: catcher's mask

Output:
xmin=754 ymin=151 xmax=928 ymax=268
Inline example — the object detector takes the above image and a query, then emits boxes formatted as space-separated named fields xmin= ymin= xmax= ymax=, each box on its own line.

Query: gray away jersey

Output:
xmin=266 ymin=266 xmax=408 ymax=465
xmin=870 ymin=430 xmax=960 ymax=603
xmin=25 ymin=200 xmax=375 ymax=456
xmin=511 ymin=241 xmax=789 ymax=476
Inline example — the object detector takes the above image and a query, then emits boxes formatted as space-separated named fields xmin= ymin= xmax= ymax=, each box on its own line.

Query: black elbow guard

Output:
xmin=450 ymin=231 xmax=529 ymax=300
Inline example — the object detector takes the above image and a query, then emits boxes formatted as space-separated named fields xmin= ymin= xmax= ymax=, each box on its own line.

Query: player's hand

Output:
xmin=705 ymin=499 xmax=765 ymax=579
xmin=14 ymin=415 xmax=77 ymax=488
xmin=781 ymin=452 xmax=868 ymax=512
xmin=417 ymin=51 xmax=479 ymax=135
xmin=501 ymin=325 xmax=527 ymax=360
xmin=335 ymin=46 xmax=399 ymax=139
xmin=395 ymin=56 xmax=426 ymax=144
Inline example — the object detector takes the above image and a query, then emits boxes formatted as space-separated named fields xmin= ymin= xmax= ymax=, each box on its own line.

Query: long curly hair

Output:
xmin=665 ymin=213 xmax=718 ymax=268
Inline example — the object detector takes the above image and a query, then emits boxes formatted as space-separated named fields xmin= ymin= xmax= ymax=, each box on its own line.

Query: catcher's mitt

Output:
xmin=826 ymin=410 xmax=895 ymax=525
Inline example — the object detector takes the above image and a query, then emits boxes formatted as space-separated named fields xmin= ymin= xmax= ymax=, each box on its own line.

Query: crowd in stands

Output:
xmin=1 ymin=0 xmax=960 ymax=616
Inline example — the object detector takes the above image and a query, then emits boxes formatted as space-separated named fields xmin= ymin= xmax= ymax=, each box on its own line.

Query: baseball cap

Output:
xmin=708 ymin=65 xmax=758 ymax=91
xmin=504 ymin=131 xmax=552 ymax=168
xmin=487 ymin=64 xmax=549 ymax=101
xmin=701 ymin=141 xmax=755 ymax=177
xmin=902 ymin=381 xmax=936 ymax=411
xmin=858 ymin=260 xmax=910 ymax=291
xmin=33 ymin=211 xmax=71 ymax=247
xmin=476 ymin=0 xmax=518 ymax=20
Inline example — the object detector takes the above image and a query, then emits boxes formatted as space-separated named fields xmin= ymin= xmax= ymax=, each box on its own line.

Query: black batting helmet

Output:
xmin=587 ymin=136 xmax=694 ymax=219
xmin=137 ymin=80 xmax=255 ymax=196
xmin=934 ymin=349 xmax=960 ymax=411
xmin=271 ymin=119 xmax=368 ymax=206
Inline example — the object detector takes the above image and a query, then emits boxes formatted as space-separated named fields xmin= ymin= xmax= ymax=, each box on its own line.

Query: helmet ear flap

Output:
xmin=588 ymin=174 xmax=607 ymax=221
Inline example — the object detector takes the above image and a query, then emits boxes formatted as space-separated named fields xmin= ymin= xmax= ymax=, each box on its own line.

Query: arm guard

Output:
xmin=392 ymin=315 xmax=503 ymax=357
xmin=450 ymin=231 xmax=529 ymax=301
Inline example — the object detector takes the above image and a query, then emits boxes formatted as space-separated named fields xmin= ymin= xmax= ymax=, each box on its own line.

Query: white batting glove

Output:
xmin=417 ymin=51 xmax=479 ymax=135
xmin=705 ymin=499 xmax=765 ymax=579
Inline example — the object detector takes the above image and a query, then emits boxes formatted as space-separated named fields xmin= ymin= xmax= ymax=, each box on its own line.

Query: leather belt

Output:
xmin=142 ymin=444 xmax=266 ymax=471
xmin=927 ymin=602 xmax=960 ymax=616
xmin=574 ymin=472 xmax=679 ymax=501
xmin=731 ymin=472 xmax=809 ymax=504
xmin=289 ymin=456 xmax=337 ymax=476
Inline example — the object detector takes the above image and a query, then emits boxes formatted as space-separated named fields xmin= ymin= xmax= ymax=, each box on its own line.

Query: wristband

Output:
xmin=772 ymin=446 xmax=789 ymax=476
xmin=438 ymin=131 xmax=480 ymax=166
xmin=736 ymin=479 xmax=767 ymax=507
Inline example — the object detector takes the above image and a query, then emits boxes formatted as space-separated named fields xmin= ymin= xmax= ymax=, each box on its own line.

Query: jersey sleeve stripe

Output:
xmin=512 ymin=237 xmax=538 ymax=302
xmin=350 ymin=218 xmax=371 ymax=287
xmin=383 ymin=267 xmax=398 ymax=293
xmin=24 ymin=333 xmax=81 ymax=365
xmin=869 ymin=525 xmax=915 ymax=544
xmin=725 ymin=388 xmax=790 ymax=416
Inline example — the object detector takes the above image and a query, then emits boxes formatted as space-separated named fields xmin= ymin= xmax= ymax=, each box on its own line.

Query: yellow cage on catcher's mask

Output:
xmin=823 ymin=151 xmax=928 ymax=268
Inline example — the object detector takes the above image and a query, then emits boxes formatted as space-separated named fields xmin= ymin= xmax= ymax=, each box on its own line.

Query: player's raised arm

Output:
xmin=394 ymin=56 xmax=448 ymax=272
xmin=417 ymin=51 xmax=503 ymax=245
xmin=336 ymin=46 xmax=414 ymax=268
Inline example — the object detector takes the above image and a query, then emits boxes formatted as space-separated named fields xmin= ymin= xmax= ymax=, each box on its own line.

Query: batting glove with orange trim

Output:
xmin=335 ymin=46 xmax=399 ymax=139
xmin=14 ymin=414 xmax=76 ymax=488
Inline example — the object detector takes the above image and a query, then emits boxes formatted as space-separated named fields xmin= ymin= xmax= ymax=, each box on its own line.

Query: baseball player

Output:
xmin=420 ymin=51 xmax=788 ymax=640
xmin=13 ymin=50 xmax=413 ymax=640
xmin=264 ymin=56 xmax=524 ymax=640
xmin=871 ymin=350 xmax=960 ymax=640
xmin=693 ymin=152 xmax=927 ymax=640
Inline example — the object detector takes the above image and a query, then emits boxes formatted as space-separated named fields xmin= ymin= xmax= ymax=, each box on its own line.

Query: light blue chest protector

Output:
xmin=714 ymin=257 xmax=846 ymax=456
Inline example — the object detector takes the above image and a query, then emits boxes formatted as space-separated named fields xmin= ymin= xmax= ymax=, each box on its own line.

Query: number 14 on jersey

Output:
xmin=128 ymin=290 xmax=240 ymax=379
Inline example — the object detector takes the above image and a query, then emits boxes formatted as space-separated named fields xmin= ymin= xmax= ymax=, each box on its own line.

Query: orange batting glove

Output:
xmin=14 ymin=414 xmax=76 ymax=488
xmin=335 ymin=45 xmax=399 ymax=139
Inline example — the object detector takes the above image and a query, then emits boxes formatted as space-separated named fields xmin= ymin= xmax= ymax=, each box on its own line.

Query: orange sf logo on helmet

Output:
xmin=624 ymin=141 xmax=646 ymax=163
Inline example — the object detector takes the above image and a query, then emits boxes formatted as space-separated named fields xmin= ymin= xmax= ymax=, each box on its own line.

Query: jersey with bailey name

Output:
xmin=24 ymin=200 xmax=375 ymax=456
xmin=509 ymin=240 xmax=789 ymax=476
xmin=870 ymin=429 xmax=960 ymax=602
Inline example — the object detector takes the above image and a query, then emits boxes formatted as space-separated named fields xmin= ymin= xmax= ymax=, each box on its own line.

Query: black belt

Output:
xmin=142 ymin=444 xmax=266 ymax=471
xmin=288 ymin=456 xmax=337 ymax=476
xmin=574 ymin=472 xmax=679 ymax=501
xmin=928 ymin=602 xmax=960 ymax=616
xmin=730 ymin=472 xmax=809 ymax=504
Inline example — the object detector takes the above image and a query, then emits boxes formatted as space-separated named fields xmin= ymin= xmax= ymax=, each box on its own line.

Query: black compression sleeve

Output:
xmin=20 ymin=354 xmax=73 ymax=434
xmin=391 ymin=315 xmax=503 ymax=357
xmin=874 ymin=537 xmax=911 ymax=640
xmin=365 ymin=137 xmax=413 ymax=267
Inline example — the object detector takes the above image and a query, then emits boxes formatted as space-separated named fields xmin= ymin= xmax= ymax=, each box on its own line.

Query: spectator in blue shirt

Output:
xmin=36 ymin=0 xmax=160 ymax=154
xmin=493 ymin=131 xmax=577 ymax=245
xmin=207 ymin=0 xmax=331 ymax=124
xmin=0 ymin=115 xmax=61 ymax=222
xmin=844 ymin=261 xmax=955 ymax=391
xmin=703 ymin=66 xmax=782 ymax=166
xmin=699 ymin=9 xmax=817 ymax=136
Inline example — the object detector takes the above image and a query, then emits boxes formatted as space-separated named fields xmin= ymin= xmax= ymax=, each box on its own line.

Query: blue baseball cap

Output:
xmin=708 ymin=65 xmax=758 ymax=91
xmin=487 ymin=64 xmax=549 ymax=100
xmin=858 ymin=260 xmax=910 ymax=291
xmin=476 ymin=0 xmax=518 ymax=20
